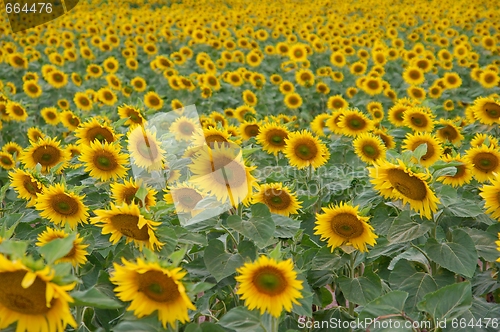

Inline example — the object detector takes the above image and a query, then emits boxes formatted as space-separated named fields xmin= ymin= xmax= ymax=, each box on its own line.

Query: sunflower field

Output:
xmin=2 ymin=0 xmax=500 ymax=331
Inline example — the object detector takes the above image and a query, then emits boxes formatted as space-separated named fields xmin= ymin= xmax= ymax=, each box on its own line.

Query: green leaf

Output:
xmin=38 ymin=233 xmax=76 ymax=265
xmin=424 ymin=229 xmax=478 ymax=278
xmin=227 ymin=204 xmax=275 ymax=248
xmin=417 ymin=281 xmax=472 ymax=323
xmin=338 ymin=272 xmax=382 ymax=305
xmin=0 ymin=240 xmax=28 ymax=259
xmin=386 ymin=211 xmax=433 ymax=243
xmin=293 ymin=277 xmax=314 ymax=317
xmin=203 ymin=239 xmax=244 ymax=282
xmin=413 ymin=143 xmax=428 ymax=161
xmin=185 ymin=322 xmax=226 ymax=332
xmin=237 ymin=240 xmax=257 ymax=261
xmin=466 ymin=228 xmax=499 ymax=262
xmin=358 ymin=291 xmax=409 ymax=326
xmin=71 ymin=288 xmax=123 ymax=309
xmin=442 ymin=199 xmax=484 ymax=218
xmin=218 ymin=307 xmax=268 ymax=332
xmin=273 ymin=214 xmax=301 ymax=238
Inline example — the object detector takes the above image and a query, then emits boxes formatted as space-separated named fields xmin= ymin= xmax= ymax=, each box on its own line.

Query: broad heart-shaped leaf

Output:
xmin=227 ymin=204 xmax=275 ymax=248
xmin=440 ymin=296 xmax=500 ymax=332
xmin=217 ymin=307 xmax=270 ymax=332
xmin=389 ymin=260 xmax=445 ymax=313
xmin=38 ymin=233 xmax=76 ymax=265
xmin=424 ymin=229 xmax=478 ymax=278
xmin=338 ymin=272 xmax=382 ymax=305
xmin=417 ymin=281 xmax=472 ymax=323
xmin=386 ymin=211 xmax=433 ymax=244
xmin=465 ymin=227 xmax=499 ymax=262
xmin=203 ymin=239 xmax=244 ymax=282
xmin=273 ymin=214 xmax=301 ymax=238
xmin=71 ymin=288 xmax=122 ymax=309
xmin=185 ymin=322 xmax=226 ymax=332
xmin=358 ymin=291 xmax=409 ymax=329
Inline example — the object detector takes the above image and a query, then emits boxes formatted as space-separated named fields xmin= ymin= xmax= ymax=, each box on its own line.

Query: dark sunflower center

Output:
xmin=205 ymin=134 xmax=227 ymax=145
xmin=252 ymin=267 xmax=287 ymax=295
xmin=110 ymin=214 xmax=150 ymax=241
xmin=483 ymin=102 xmax=500 ymax=119
xmin=1 ymin=156 xmax=13 ymax=165
xmin=294 ymin=139 xmax=318 ymax=160
xmin=93 ymin=151 xmax=119 ymax=171
xmin=179 ymin=122 xmax=195 ymax=135
xmin=412 ymin=141 xmax=435 ymax=161
xmin=386 ymin=169 xmax=428 ymax=200
xmin=32 ymin=145 xmax=61 ymax=166
xmin=13 ymin=106 xmax=25 ymax=116
xmin=438 ymin=125 xmax=458 ymax=140
xmin=28 ymin=84 xmax=39 ymax=93
xmin=148 ymin=97 xmax=160 ymax=106
xmin=0 ymin=271 xmax=54 ymax=315
xmin=138 ymin=270 xmax=181 ymax=303
xmin=410 ymin=114 xmax=427 ymax=127
xmin=330 ymin=213 xmax=364 ymax=238
xmin=176 ymin=188 xmax=203 ymax=209
xmin=362 ymin=144 xmax=379 ymax=158
xmin=347 ymin=116 xmax=365 ymax=129
xmin=451 ymin=164 xmax=465 ymax=178
xmin=87 ymin=127 xmax=115 ymax=143
xmin=23 ymin=177 xmax=42 ymax=195
xmin=244 ymin=125 xmax=259 ymax=137
xmin=264 ymin=189 xmax=291 ymax=210
xmin=50 ymin=193 xmax=79 ymax=215
xmin=211 ymin=155 xmax=247 ymax=187
xmin=135 ymin=134 xmax=160 ymax=161
xmin=473 ymin=152 xmax=499 ymax=172
xmin=53 ymin=73 xmax=64 ymax=82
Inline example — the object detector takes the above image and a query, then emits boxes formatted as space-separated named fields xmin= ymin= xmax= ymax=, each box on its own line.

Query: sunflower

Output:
xmin=192 ymin=126 xmax=231 ymax=148
xmin=2 ymin=141 xmax=22 ymax=159
xmin=402 ymin=132 xmax=442 ymax=167
xmin=110 ymin=258 xmax=195 ymax=328
xmin=127 ymin=127 xmax=165 ymax=171
xmin=117 ymin=104 xmax=146 ymax=128
xmin=442 ymin=72 xmax=462 ymax=89
xmin=97 ymin=87 xmax=117 ymax=106
xmin=283 ymin=93 xmax=303 ymax=109
xmin=144 ymin=91 xmax=164 ymax=110
xmin=314 ymin=202 xmax=378 ymax=252
xmin=479 ymin=176 xmax=500 ymax=220
xmin=23 ymin=80 xmax=42 ymax=98
xmin=91 ymin=203 xmax=163 ymax=251
xmin=6 ymin=101 xmax=28 ymax=122
xmin=75 ymin=118 xmax=119 ymax=146
xmin=36 ymin=228 xmax=89 ymax=267
xmin=131 ymin=77 xmax=147 ymax=92
xmin=252 ymin=183 xmax=302 ymax=216
xmin=436 ymin=155 xmax=473 ymax=188
xmin=478 ymin=70 xmax=500 ymax=89
xmin=465 ymin=145 xmax=500 ymax=183
xmin=353 ymin=133 xmax=386 ymax=164
xmin=240 ymin=121 xmax=261 ymax=140
xmin=362 ymin=77 xmax=384 ymax=95
xmin=79 ymin=141 xmax=129 ymax=181
xmin=470 ymin=133 xmax=499 ymax=149
xmin=234 ymin=105 xmax=257 ymax=122
xmin=327 ymin=95 xmax=348 ymax=110
xmin=0 ymin=254 xmax=76 ymax=332
xmin=279 ymin=81 xmax=295 ymax=94
xmin=20 ymin=137 xmax=70 ymax=173
xmin=60 ymin=111 xmax=81 ymax=131
xmin=236 ymin=255 xmax=303 ymax=317
xmin=163 ymin=182 xmax=206 ymax=216
xmin=242 ymin=89 xmax=257 ymax=106
xmin=283 ymin=130 xmax=329 ymax=169
xmin=372 ymin=129 xmax=396 ymax=150
xmin=35 ymin=183 xmax=89 ymax=229
xmin=325 ymin=110 xmax=345 ymax=135
xmin=169 ymin=116 xmax=199 ymax=142
xmin=46 ymin=70 xmax=68 ymax=89
xmin=367 ymin=102 xmax=384 ymax=123
xmin=402 ymin=66 xmax=425 ymax=85
xmin=435 ymin=119 xmax=464 ymax=144
xmin=369 ymin=159 xmax=440 ymax=219
xmin=337 ymin=109 xmax=374 ymax=137
xmin=256 ymin=122 xmax=290 ymax=156
xmin=295 ymin=69 xmax=315 ymax=87
xmin=27 ymin=127 xmax=45 ymax=143
xmin=310 ymin=113 xmax=330 ymax=136
xmin=0 ymin=152 xmax=15 ymax=170
xmin=188 ymin=144 xmax=257 ymax=207
xmin=388 ymin=103 xmax=410 ymax=127
xmin=288 ymin=43 xmax=308 ymax=62
xmin=472 ymin=97 xmax=500 ymax=125
xmin=111 ymin=178 xmax=157 ymax=208
xmin=73 ymin=92 xmax=93 ymax=111
xmin=9 ymin=168 xmax=45 ymax=207
xmin=403 ymin=107 xmax=435 ymax=132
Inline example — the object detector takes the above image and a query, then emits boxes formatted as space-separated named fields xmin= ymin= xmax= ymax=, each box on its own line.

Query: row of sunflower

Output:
xmin=1 ymin=0 xmax=500 ymax=331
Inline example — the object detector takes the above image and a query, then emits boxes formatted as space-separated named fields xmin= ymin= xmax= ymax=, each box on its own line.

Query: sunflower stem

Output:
xmin=348 ymin=252 xmax=357 ymax=317
xmin=271 ymin=315 xmax=280 ymax=332
xmin=221 ymin=223 xmax=238 ymax=246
